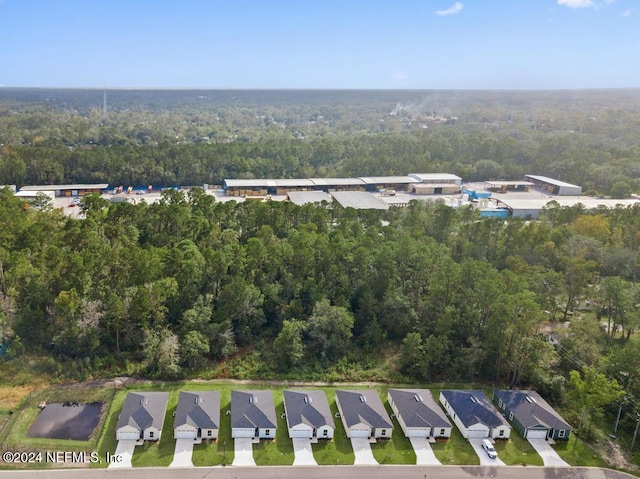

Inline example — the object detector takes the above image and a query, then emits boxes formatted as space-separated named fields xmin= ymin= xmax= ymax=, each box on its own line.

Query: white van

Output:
xmin=481 ymin=439 xmax=497 ymax=458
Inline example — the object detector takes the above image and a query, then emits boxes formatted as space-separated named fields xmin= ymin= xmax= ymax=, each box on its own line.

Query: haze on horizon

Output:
xmin=0 ymin=0 xmax=638 ymax=90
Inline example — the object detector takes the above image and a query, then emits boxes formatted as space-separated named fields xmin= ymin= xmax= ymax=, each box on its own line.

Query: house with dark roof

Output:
xmin=231 ymin=390 xmax=277 ymax=439
xmin=439 ymin=390 xmax=510 ymax=439
xmin=493 ymin=390 xmax=572 ymax=440
xmin=388 ymin=389 xmax=452 ymax=439
xmin=116 ymin=392 xmax=169 ymax=442
xmin=283 ymin=390 xmax=335 ymax=440
xmin=335 ymin=390 xmax=393 ymax=439
xmin=173 ymin=391 xmax=221 ymax=442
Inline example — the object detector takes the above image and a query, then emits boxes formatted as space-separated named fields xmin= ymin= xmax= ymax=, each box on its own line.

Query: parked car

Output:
xmin=69 ymin=197 xmax=80 ymax=207
xmin=481 ymin=439 xmax=497 ymax=459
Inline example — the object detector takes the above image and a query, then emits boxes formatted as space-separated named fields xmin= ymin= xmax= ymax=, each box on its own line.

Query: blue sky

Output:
xmin=0 ymin=0 xmax=638 ymax=89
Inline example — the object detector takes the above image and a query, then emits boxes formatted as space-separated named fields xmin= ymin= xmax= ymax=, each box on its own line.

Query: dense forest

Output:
xmin=1 ymin=88 xmax=640 ymax=196
xmin=1 ymin=89 xmax=640 ymax=455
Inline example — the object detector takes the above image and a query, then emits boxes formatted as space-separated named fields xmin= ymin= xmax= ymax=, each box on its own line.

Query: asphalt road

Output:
xmin=0 ymin=466 xmax=636 ymax=479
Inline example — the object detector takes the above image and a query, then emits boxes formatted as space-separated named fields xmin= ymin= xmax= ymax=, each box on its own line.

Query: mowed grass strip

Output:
xmin=370 ymin=393 xmax=416 ymax=464
xmin=430 ymin=426 xmax=479 ymax=465
xmin=493 ymin=433 xmax=543 ymax=466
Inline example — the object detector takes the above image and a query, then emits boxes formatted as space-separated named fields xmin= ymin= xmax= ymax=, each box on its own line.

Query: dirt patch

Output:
xmin=602 ymin=437 xmax=637 ymax=472
xmin=27 ymin=402 xmax=103 ymax=441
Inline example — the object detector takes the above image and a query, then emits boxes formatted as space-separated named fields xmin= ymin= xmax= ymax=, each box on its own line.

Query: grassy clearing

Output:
xmin=552 ymin=435 xmax=609 ymax=467
xmin=494 ymin=433 xmax=543 ymax=466
xmin=311 ymin=388 xmax=354 ymax=465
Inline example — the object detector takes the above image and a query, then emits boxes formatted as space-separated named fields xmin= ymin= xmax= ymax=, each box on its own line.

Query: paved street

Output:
xmin=409 ymin=437 xmax=441 ymax=465
xmin=1 ymin=465 xmax=637 ymax=479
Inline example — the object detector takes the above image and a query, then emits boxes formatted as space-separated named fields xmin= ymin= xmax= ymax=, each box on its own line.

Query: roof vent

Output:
xmin=249 ymin=397 xmax=253 ymax=404
xmin=304 ymin=397 xmax=308 ymax=404
xmin=414 ymin=395 xmax=420 ymax=402
xmin=360 ymin=395 xmax=367 ymax=403
xmin=526 ymin=396 xmax=533 ymax=403
xmin=469 ymin=396 xmax=477 ymax=404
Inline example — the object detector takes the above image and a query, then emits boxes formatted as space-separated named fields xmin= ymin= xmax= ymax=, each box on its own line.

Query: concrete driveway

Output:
xmin=468 ymin=438 xmax=506 ymax=466
xmin=527 ymin=439 xmax=570 ymax=466
xmin=408 ymin=437 xmax=441 ymax=465
xmin=233 ymin=437 xmax=256 ymax=466
xmin=169 ymin=438 xmax=194 ymax=468
xmin=350 ymin=437 xmax=378 ymax=465
xmin=292 ymin=437 xmax=317 ymax=465
xmin=108 ymin=439 xmax=136 ymax=468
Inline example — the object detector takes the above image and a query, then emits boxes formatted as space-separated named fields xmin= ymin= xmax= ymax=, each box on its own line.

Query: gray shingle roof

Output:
xmin=441 ymin=390 xmax=509 ymax=429
xmin=493 ymin=390 xmax=571 ymax=431
xmin=335 ymin=390 xmax=393 ymax=429
xmin=231 ymin=390 xmax=277 ymax=429
xmin=173 ymin=391 xmax=221 ymax=430
xmin=388 ymin=389 xmax=451 ymax=429
xmin=283 ymin=390 xmax=335 ymax=429
xmin=116 ymin=392 xmax=169 ymax=431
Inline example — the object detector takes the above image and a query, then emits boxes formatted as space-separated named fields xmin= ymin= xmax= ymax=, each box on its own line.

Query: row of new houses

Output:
xmin=115 ymin=388 xmax=572 ymax=444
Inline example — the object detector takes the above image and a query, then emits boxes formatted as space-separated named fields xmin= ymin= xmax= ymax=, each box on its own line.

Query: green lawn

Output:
xmin=552 ymin=435 xmax=609 ymax=467
xmin=430 ymin=426 xmax=479 ymax=465
xmin=494 ymin=433 xmax=543 ymax=466
xmin=311 ymin=388 xmax=355 ymax=465
xmin=370 ymin=394 xmax=416 ymax=464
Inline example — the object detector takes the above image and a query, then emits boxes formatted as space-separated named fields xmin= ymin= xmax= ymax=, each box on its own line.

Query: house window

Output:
xmin=381 ymin=430 xmax=387 ymax=436
xmin=149 ymin=431 xmax=154 ymax=438
xmin=499 ymin=430 xmax=504 ymax=437
xmin=498 ymin=400 xmax=503 ymax=408
xmin=509 ymin=412 xmax=513 ymax=421
xmin=207 ymin=430 xmax=212 ymax=437
xmin=440 ymin=429 xmax=446 ymax=435
xmin=558 ymin=430 xmax=566 ymax=438
xmin=323 ymin=430 xmax=328 ymax=436
xmin=265 ymin=429 xmax=270 ymax=436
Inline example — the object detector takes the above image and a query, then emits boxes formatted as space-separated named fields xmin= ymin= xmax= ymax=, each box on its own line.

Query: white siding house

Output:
xmin=439 ymin=390 xmax=510 ymax=440
xmin=283 ymin=390 xmax=335 ymax=440
xmin=388 ymin=389 xmax=452 ymax=439
xmin=116 ymin=392 xmax=169 ymax=442
xmin=335 ymin=390 xmax=393 ymax=439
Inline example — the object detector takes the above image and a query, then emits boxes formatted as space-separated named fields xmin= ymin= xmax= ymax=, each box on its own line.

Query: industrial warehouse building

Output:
xmin=524 ymin=175 xmax=582 ymax=196
xmin=19 ymin=184 xmax=109 ymax=197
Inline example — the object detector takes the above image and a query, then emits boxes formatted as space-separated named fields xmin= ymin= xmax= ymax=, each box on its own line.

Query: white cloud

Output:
xmin=557 ymin=0 xmax=595 ymax=8
xmin=436 ymin=2 xmax=463 ymax=16
xmin=622 ymin=9 xmax=631 ymax=16
xmin=557 ymin=0 xmax=615 ymax=8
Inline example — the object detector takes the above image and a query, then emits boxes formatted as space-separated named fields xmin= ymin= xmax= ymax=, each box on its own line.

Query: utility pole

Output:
xmin=631 ymin=412 xmax=640 ymax=450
